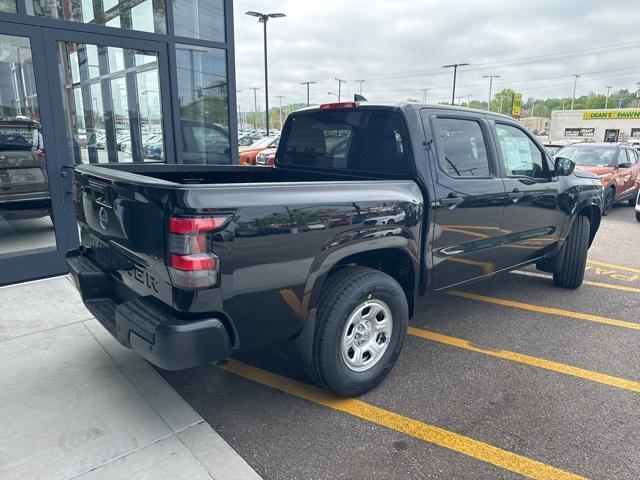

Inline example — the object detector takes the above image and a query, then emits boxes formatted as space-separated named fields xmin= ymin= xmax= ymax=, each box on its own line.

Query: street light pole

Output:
xmin=249 ymin=86 xmax=260 ymax=130
xmin=570 ymin=74 xmax=580 ymax=110
xmin=246 ymin=11 xmax=286 ymax=135
xmin=301 ymin=81 xmax=316 ymax=107
xmin=354 ymin=80 xmax=365 ymax=95
xmin=276 ymin=95 xmax=285 ymax=129
xmin=530 ymin=99 xmax=536 ymax=118
xmin=421 ymin=88 xmax=430 ymax=103
xmin=335 ymin=78 xmax=346 ymax=101
xmin=483 ymin=75 xmax=500 ymax=111
xmin=605 ymin=86 xmax=612 ymax=109
xmin=442 ymin=63 xmax=470 ymax=105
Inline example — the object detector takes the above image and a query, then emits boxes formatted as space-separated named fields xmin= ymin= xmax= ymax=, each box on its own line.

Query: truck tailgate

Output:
xmin=73 ymin=166 xmax=173 ymax=303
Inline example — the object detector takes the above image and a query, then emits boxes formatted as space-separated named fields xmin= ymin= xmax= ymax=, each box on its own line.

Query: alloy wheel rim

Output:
xmin=340 ymin=299 xmax=393 ymax=372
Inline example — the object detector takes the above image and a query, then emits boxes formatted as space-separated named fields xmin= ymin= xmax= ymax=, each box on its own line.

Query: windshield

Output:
xmin=252 ymin=136 xmax=278 ymax=149
xmin=558 ymin=146 xmax=616 ymax=167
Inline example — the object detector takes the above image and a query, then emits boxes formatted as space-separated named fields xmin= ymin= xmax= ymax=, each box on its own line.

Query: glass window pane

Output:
xmin=0 ymin=0 xmax=16 ymax=13
xmin=0 ymin=34 xmax=57 ymax=259
xmin=176 ymin=44 xmax=230 ymax=164
xmin=436 ymin=118 xmax=490 ymax=177
xmin=27 ymin=0 xmax=167 ymax=34
xmin=174 ymin=0 xmax=225 ymax=42
xmin=57 ymin=41 xmax=166 ymax=165
xmin=496 ymin=124 xmax=547 ymax=179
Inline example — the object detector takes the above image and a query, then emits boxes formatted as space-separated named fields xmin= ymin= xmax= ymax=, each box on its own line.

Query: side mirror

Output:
xmin=617 ymin=162 xmax=631 ymax=169
xmin=554 ymin=157 xmax=575 ymax=176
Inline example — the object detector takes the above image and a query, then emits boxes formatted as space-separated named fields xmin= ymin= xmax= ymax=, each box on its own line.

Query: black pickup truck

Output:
xmin=67 ymin=102 xmax=603 ymax=396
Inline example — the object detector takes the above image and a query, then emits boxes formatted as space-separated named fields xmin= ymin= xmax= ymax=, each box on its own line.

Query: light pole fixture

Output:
xmin=483 ymin=75 xmax=500 ymax=111
xmin=335 ymin=78 xmax=347 ymax=102
xmin=276 ymin=95 xmax=285 ymax=129
xmin=421 ymin=88 xmax=430 ymax=104
xmin=442 ymin=63 xmax=470 ymax=105
xmin=570 ymin=74 xmax=580 ymax=110
xmin=249 ymin=86 xmax=260 ymax=130
xmin=605 ymin=86 xmax=612 ymax=109
xmin=301 ymin=81 xmax=317 ymax=107
xmin=245 ymin=10 xmax=286 ymax=135
xmin=328 ymin=91 xmax=339 ymax=99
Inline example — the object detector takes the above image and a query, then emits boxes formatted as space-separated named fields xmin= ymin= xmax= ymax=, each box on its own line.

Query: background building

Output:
xmin=549 ymin=108 xmax=640 ymax=143
xmin=519 ymin=116 xmax=550 ymax=135
xmin=0 ymin=0 xmax=237 ymax=285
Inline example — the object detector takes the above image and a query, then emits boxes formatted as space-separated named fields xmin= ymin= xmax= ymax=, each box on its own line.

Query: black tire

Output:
xmin=636 ymin=210 xmax=640 ymax=222
xmin=629 ymin=197 xmax=636 ymax=207
xmin=553 ymin=215 xmax=590 ymax=289
xmin=602 ymin=187 xmax=615 ymax=216
xmin=305 ymin=266 xmax=408 ymax=397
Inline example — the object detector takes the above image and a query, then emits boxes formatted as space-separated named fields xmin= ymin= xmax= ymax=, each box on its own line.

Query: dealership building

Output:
xmin=0 ymin=0 xmax=238 ymax=285
xmin=549 ymin=108 xmax=640 ymax=143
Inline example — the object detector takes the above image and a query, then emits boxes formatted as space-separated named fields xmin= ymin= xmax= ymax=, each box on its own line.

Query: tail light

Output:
xmin=168 ymin=216 xmax=227 ymax=289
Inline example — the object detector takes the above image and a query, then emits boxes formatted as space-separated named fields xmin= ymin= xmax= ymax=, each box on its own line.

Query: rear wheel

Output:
xmin=305 ymin=267 xmax=408 ymax=397
xmin=553 ymin=215 xmax=590 ymax=289
xmin=602 ymin=187 xmax=615 ymax=216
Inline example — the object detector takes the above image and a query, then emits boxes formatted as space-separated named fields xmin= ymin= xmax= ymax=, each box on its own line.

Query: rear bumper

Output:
xmin=66 ymin=249 xmax=231 ymax=370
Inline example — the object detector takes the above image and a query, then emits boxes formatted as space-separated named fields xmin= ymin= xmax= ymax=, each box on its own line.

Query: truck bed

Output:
xmin=80 ymin=163 xmax=411 ymax=186
xmin=70 ymin=162 xmax=424 ymax=358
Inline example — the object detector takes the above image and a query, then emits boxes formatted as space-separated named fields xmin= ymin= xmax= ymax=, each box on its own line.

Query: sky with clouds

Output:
xmin=233 ymin=0 xmax=640 ymax=111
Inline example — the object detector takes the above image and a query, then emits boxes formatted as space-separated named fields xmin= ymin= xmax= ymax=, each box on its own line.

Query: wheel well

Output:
xmin=329 ymin=249 xmax=416 ymax=318
xmin=577 ymin=205 xmax=601 ymax=246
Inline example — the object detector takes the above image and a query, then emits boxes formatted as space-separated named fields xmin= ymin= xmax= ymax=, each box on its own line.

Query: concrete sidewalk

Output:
xmin=0 ymin=276 xmax=261 ymax=480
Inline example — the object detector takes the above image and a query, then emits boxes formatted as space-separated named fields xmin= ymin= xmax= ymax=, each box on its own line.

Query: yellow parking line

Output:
xmin=408 ymin=327 xmax=640 ymax=393
xmin=449 ymin=290 xmax=640 ymax=331
xmin=222 ymin=359 xmax=584 ymax=480
xmin=512 ymin=270 xmax=640 ymax=293
xmin=583 ymin=280 xmax=640 ymax=294
xmin=587 ymin=260 xmax=640 ymax=274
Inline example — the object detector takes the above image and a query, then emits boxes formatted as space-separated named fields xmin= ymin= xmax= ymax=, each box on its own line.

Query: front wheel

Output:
xmin=602 ymin=188 xmax=615 ymax=216
xmin=553 ymin=215 xmax=590 ymax=289
xmin=305 ymin=267 xmax=408 ymax=397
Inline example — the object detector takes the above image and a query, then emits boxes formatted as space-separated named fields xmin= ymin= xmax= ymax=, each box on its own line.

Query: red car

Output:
xmin=238 ymin=136 xmax=279 ymax=165
xmin=557 ymin=142 xmax=640 ymax=215
xmin=255 ymin=147 xmax=276 ymax=166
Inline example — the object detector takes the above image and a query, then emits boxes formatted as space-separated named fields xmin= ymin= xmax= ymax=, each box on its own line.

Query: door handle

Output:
xmin=439 ymin=194 xmax=464 ymax=208
xmin=508 ymin=188 xmax=524 ymax=202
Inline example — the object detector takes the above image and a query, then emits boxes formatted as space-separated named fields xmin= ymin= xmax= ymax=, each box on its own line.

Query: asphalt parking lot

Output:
xmin=160 ymin=203 xmax=640 ymax=480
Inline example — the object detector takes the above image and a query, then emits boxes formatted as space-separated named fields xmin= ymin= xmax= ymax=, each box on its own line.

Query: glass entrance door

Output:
xmin=54 ymin=41 xmax=170 ymax=165
xmin=0 ymin=23 xmax=69 ymax=285
xmin=0 ymin=23 xmax=173 ymax=285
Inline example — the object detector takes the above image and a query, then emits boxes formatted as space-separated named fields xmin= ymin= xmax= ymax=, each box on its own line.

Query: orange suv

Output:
xmin=556 ymin=143 xmax=640 ymax=215
xmin=238 ymin=136 xmax=279 ymax=165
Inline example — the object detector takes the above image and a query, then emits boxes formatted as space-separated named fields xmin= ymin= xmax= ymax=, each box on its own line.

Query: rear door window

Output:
xmin=435 ymin=117 xmax=491 ymax=177
xmin=279 ymin=110 xmax=409 ymax=175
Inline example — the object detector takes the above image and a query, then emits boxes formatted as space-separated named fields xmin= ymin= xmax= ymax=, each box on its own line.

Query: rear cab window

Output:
xmin=278 ymin=109 xmax=410 ymax=175
xmin=433 ymin=117 xmax=491 ymax=178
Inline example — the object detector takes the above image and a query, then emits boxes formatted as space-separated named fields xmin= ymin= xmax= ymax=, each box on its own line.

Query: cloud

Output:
xmin=234 ymin=0 xmax=640 ymax=109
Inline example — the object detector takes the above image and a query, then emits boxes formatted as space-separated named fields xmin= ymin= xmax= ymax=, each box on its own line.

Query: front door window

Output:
xmin=0 ymin=34 xmax=57 ymax=258
xmin=57 ymin=42 xmax=165 ymax=164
